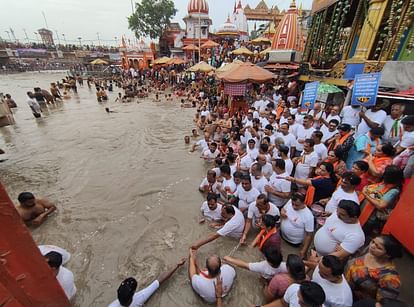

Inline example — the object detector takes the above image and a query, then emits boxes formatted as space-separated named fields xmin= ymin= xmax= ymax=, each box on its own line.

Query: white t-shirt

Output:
xmin=281 ymin=200 xmax=314 ymax=244
xmin=247 ymin=147 xmax=259 ymax=160
xmin=314 ymin=213 xmax=365 ymax=256
xmin=340 ymin=105 xmax=361 ymax=128
xmin=320 ymin=125 xmax=338 ymax=143
xmin=314 ymin=143 xmax=328 ymax=162
xmin=294 ymin=151 xmax=319 ymax=180
xmin=267 ymin=172 xmax=291 ymax=207
xmin=383 ymin=115 xmax=404 ymax=146
xmin=191 ymin=265 xmax=236 ymax=303
xmin=109 ymin=280 xmax=160 ymax=307
xmin=400 ymin=130 xmax=414 ymax=148
xmin=248 ymin=261 xmax=287 ymax=280
xmin=279 ymin=133 xmax=297 ymax=151
xmin=196 ymin=139 xmax=209 ymax=152
xmin=284 ymin=158 xmax=294 ymax=176
xmin=202 ymin=149 xmax=220 ymax=161
xmin=57 ymin=266 xmax=77 ymax=300
xmin=199 ymin=178 xmax=219 ymax=194
xmin=234 ymin=186 xmax=260 ymax=210
xmin=312 ymin=266 xmax=353 ymax=307
xmin=356 ymin=109 xmax=387 ymax=137
xmin=247 ymin=201 xmax=280 ymax=228
xmin=201 ymin=202 xmax=223 ymax=221
xmin=217 ymin=206 xmax=245 ymax=238
xmin=251 ymin=175 xmax=269 ymax=194
xmin=283 ymin=283 xmax=301 ymax=307
xmin=289 ymin=123 xmax=301 ymax=138
xmin=295 ymin=126 xmax=316 ymax=151
xmin=325 ymin=187 xmax=359 ymax=214
xmin=219 ymin=177 xmax=237 ymax=198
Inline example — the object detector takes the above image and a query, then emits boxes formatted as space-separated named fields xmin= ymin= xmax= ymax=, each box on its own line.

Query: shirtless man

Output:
xmin=16 ymin=192 xmax=56 ymax=226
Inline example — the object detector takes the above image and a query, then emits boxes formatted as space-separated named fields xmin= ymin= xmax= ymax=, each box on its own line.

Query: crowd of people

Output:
xmin=6 ymin=64 xmax=413 ymax=307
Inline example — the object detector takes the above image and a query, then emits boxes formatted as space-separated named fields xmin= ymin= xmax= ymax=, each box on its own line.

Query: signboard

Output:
xmin=351 ymin=73 xmax=381 ymax=107
xmin=343 ymin=63 xmax=365 ymax=80
xmin=301 ymin=81 xmax=320 ymax=109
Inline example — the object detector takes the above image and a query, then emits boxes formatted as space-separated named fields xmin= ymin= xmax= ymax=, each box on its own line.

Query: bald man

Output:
xmin=188 ymin=250 xmax=235 ymax=304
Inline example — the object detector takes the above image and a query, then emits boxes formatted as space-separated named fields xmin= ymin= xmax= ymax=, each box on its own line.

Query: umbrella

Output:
xmin=200 ymin=40 xmax=219 ymax=49
xmin=231 ymin=47 xmax=254 ymax=56
xmin=216 ymin=60 xmax=243 ymax=77
xmin=251 ymin=37 xmax=271 ymax=45
xmin=90 ymin=58 xmax=108 ymax=65
xmin=317 ymin=82 xmax=343 ymax=94
xmin=153 ymin=56 xmax=171 ymax=65
xmin=182 ymin=44 xmax=199 ymax=51
xmin=167 ymin=58 xmax=186 ymax=65
xmin=259 ymin=47 xmax=272 ymax=56
xmin=187 ymin=61 xmax=215 ymax=73
xmin=218 ymin=62 xmax=275 ymax=83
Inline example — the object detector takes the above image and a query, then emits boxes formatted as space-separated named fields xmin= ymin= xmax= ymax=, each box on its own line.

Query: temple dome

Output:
xmin=271 ymin=0 xmax=304 ymax=51
xmin=188 ymin=0 xmax=209 ymax=14
xmin=217 ymin=16 xmax=239 ymax=35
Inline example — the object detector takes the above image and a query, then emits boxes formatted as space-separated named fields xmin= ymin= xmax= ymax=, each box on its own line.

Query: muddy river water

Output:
xmin=0 ymin=72 xmax=274 ymax=306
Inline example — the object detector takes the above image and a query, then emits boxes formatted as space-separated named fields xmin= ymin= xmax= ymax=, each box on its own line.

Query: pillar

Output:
xmin=351 ymin=0 xmax=389 ymax=60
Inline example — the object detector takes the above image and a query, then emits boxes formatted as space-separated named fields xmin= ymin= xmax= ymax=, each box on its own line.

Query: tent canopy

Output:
xmin=218 ymin=62 xmax=274 ymax=83
xmin=167 ymin=58 xmax=186 ymax=65
xmin=182 ymin=44 xmax=199 ymax=51
xmin=259 ymin=47 xmax=272 ymax=55
xmin=187 ymin=61 xmax=215 ymax=73
xmin=90 ymin=58 xmax=108 ymax=65
xmin=231 ymin=46 xmax=254 ymax=56
xmin=200 ymin=40 xmax=219 ymax=49
xmin=251 ymin=37 xmax=271 ymax=45
xmin=153 ymin=56 xmax=171 ymax=65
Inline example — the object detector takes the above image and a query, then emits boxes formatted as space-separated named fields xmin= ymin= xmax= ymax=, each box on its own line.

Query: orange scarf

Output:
xmin=372 ymin=157 xmax=392 ymax=169
xmin=276 ymin=105 xmax=284 ymax=120
xmin=304 ymin=176 xmax=330 ymax=206
xmin=359 ymin=183 xmax=393 ymax=226
xmin=255 ymin=227 xmax=278 ymax=251
xmin=329 ymin=131 xmax=351 ymax=151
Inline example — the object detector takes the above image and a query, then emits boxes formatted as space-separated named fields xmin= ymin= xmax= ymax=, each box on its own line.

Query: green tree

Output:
xmin=128 ymin=0 xmax=177 ymax=39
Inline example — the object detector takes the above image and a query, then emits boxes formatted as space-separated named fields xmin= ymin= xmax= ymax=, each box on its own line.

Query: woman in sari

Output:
xmin=345 ymin=235 xmax=402 ymax=302
xmin=359 ymin=165 xmax=404 ymax=238
xmin=324 ymin=148 xmax=347 ymax=178
xmin=365 ymin=143 xmax=395 ymax=184
xmin=286 ymin=162 xmax=337 ymax=206
xmin=251 ymin=214 xmax=281 ymax=253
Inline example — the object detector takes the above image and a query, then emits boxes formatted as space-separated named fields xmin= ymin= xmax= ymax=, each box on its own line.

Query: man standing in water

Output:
xmin=109 ymin=258 xmax=185 ymax=307
xmin=16 ymin=192 xmax=56 ymax=226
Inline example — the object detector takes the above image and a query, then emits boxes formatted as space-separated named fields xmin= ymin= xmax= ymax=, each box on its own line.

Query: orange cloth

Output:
xmin=255 ymin=227 xmax=278 ymax=251
xmin=359 ymin=183 xmax=392 ymax=226
xmin=329 ymin=132 xmax=351 ymax=151
xmin=365 ymin=133 xmax=380 ymax=155
xmin=304 ymin=176 xmax=329 ymax=206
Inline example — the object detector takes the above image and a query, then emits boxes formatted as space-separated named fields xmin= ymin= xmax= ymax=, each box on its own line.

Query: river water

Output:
xmin=0 ymin=72 xmax=268 ymax=306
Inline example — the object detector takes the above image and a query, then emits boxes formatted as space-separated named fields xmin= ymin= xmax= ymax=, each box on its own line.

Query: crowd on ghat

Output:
xmin=7 ymin=66 xmax=414 ymax=307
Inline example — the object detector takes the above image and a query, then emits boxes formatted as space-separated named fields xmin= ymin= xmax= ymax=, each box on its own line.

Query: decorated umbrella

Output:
xmin=153 ymin=56 xmax=171 ymax=65
xmin=167 ymin=58 xmax=186 ymax=65
xmin=187 ymin=61 xmax=215 ymax=73
xmin=251 ymin=37 xmax=271 ymax=45
xmin=90 ymin=58 xmax=108 ymax=65
xmin=317 ymin=82 xmax=343 ymax=94
xmin=231 ymin=46 xmax=254 ymax=56
xmin=200 ymin=40 xmax=219 ymax=49
xmin=218 ymin=62 xmax=274 ymax=83
xmin=182 ymin=44 xmax=199 ymax=51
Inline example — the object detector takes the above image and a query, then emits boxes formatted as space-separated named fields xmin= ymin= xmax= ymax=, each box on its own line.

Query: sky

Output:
xmin=0 ymin=0 xmax=312 ymax=46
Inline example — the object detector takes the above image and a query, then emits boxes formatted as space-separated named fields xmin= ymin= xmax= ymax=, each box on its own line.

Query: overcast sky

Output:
xmin=0 ymin=0 xmax=312 ymax=46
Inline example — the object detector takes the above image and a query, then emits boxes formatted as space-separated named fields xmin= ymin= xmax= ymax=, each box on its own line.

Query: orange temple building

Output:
xmin=119 ymin=37 xmax=155 ymax=70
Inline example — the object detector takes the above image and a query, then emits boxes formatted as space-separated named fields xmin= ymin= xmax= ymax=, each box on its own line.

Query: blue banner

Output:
xmin=351 ymin=73 xmax=382 ymax=107
xmin=301 ymin=81 xmax=320 ymax=109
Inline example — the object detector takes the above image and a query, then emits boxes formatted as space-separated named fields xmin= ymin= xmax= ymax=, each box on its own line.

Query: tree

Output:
xmin=128 ymin=0 xmax=177 ymax=40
